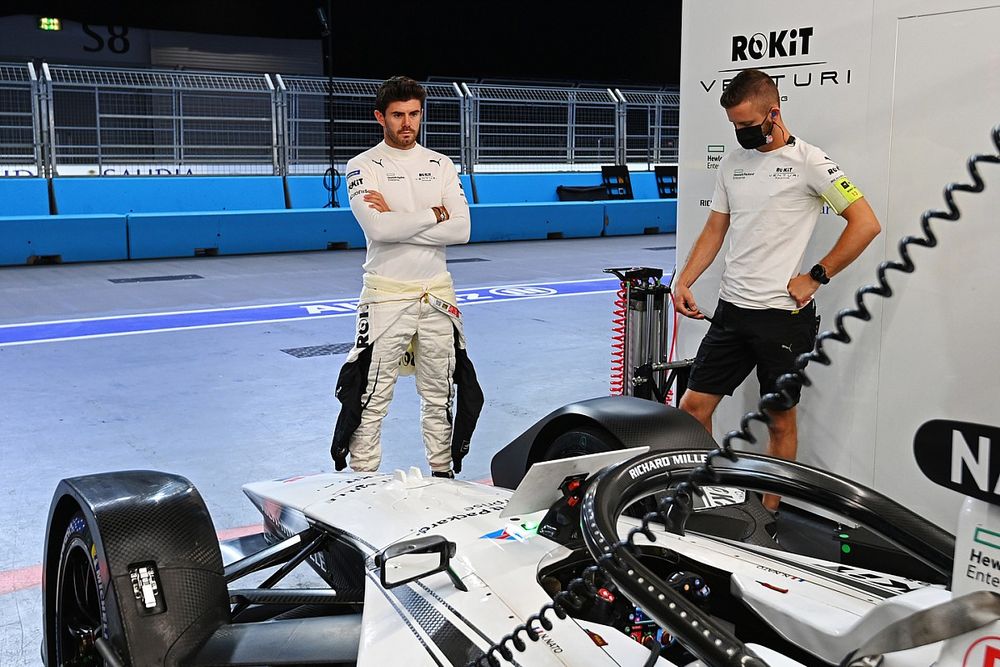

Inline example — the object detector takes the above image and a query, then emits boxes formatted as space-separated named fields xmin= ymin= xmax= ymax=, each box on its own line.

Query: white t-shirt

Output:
xmin=711 ymin=137 xmax=847 ymax=310
xmin=345 ymin=141 xmax=470 ymax=281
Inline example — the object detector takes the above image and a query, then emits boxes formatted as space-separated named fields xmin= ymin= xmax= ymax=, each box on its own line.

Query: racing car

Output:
xmin=42 ymin=396 xmax=972 ymax=667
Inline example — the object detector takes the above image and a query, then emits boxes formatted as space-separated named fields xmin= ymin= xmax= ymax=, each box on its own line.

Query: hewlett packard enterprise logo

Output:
xmin=732 ymin=27 xmax=814 ymax=62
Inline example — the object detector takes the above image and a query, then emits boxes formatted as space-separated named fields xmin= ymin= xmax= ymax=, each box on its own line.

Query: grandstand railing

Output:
xmin=6 ymin=62 xmax=679 ymax=177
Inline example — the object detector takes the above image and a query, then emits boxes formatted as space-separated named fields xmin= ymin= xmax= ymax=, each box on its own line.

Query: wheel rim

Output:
xmin=57 ymin=537 xmax=105 ymax=666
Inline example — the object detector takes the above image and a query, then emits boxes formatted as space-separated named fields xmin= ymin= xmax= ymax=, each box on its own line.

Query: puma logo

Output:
xmin=429 ymin=158 xmax=442 ymax=166
xmin=781 ymin=344 xmax=793 ymax=353
xmin=372 ymin=159 xmax=384 ymax=168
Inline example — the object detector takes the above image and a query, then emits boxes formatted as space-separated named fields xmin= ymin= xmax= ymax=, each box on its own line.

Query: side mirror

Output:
xmin=375 ymin=535 xmax=457 ymax=589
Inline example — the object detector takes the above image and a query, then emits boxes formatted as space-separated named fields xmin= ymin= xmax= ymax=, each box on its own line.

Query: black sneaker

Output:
xmin=431 ymin=470 xmax=455 ymax=479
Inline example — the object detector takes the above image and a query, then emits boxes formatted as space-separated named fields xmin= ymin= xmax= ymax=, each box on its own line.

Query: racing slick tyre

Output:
xmin=43 ymin=471 xmax=231 ymax=666
xmin=53 ymin=511 xmax=129 ymax=665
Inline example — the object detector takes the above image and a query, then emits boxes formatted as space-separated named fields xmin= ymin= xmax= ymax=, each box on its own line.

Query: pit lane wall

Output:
xmin=678 ymin=0 xmax=1000 ymax=531
xmin=0 ymin=173 xmax=676 ymax=265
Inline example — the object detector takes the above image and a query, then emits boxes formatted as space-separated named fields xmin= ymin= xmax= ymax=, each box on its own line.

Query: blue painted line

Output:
xmin=0 ymin=277 xmax=658 ymax=347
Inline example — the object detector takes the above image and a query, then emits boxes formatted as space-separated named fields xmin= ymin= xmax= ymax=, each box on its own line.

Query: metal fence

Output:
xmin=463 ymin=84 xmax=621 ymax=168
xmin=7 ymin=62 xmax=679 ymax=177
xmin=619 ymin=89 xmax=681 ymax=166
xmin=0 ymin=63 xmax=41 ymax=174
xmin=276 ymin=76 xmax=463 ymax=175
xmin=43 ymin=64 xmax=278 ymax=175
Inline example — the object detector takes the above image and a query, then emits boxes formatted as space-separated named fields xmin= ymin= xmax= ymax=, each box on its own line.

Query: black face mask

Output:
xmin=735 ymin=117 xmax=773 ymax=150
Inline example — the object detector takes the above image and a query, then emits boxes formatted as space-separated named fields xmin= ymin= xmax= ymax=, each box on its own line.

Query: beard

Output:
xmin=388 ymin=127 xmax=417 ymax=148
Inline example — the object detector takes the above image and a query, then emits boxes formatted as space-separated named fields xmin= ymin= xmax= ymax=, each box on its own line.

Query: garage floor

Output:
xmin=0 ymin=234 xmax=680 ymax=664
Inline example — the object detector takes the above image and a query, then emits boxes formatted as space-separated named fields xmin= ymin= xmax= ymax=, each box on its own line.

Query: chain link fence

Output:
xmin=6 ymin=62 xmax=679 ymax=177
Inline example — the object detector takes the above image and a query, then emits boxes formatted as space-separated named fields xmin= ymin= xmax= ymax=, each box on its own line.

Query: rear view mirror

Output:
xmin=376 ymin=535 xmax=457 ymax=589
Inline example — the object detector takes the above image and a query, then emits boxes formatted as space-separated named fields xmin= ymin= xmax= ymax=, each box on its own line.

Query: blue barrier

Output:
xmin=470 ymin=202 xmax=605 ymax=241
xmin=212 ymin=209 xmax=365 ymax=252
xmin=285 ymin=175 xmax=350 ymax=209
xmin=54 ymin=176 xmax=286 ymax=214
xmin=286 ymin=173 xmax=472 ymax=207
xmin=0 ymin=179 xmax=50 ymax=216
xmin=0 ymin=171 xmax=673 ymax=266
xmin=127 ymin=208 xmax=365 ymax=259
xmin=473 ymin=172 xmax=604 ymax=203
xmin=602 ymin=199 xmax=677 ymax=236
xmin=0 ymin=214 xmax=127 ymax=264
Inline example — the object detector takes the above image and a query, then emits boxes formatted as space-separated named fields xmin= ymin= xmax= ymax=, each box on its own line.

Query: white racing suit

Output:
xmin=330 ymin=272 xmax=483 ymax=473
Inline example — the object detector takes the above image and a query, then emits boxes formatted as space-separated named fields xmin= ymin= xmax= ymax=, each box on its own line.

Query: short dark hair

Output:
xmin=720 ymin=69 xmax=779 ymax=110
xmin=375 ymin=76 xmax=426 ymax=114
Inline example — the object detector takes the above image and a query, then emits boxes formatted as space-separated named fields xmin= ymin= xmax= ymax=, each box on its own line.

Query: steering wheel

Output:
xmin=579 ymin=449 xmax=955 ymax=666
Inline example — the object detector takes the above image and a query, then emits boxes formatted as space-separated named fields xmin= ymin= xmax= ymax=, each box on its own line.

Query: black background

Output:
xmin=3 ymin=0 xmax=682 ymax=86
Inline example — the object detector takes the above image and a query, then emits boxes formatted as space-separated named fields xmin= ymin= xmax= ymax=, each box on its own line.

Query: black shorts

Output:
xmin=687 ymin=299 xmax=818 ymax=407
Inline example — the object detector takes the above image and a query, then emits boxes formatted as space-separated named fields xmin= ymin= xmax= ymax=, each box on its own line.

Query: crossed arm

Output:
xmin=350 ymin=162 xmax=470 ymax=246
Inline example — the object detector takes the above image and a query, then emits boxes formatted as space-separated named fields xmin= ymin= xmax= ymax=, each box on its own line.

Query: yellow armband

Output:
xmin=821 ymin=177 xmax=864 ymax=214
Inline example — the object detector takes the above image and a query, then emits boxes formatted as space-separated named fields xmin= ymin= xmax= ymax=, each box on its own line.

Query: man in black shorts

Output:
xmin=673 ymin=69 xmax=881 ymax=511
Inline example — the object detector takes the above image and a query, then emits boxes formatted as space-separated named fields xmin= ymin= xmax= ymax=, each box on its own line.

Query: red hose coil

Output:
xmin=610 ymin=281 xmax=627 ymax=395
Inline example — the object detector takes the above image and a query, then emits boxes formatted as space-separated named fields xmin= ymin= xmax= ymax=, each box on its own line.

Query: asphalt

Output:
xmin=0 ymin=234 xmax=678 ymax=665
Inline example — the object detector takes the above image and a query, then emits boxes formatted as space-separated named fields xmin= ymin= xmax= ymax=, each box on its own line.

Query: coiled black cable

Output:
xmin=323 ymin=166 xmax=341 ymax=208
xmin=469 ymin=125 xmax=1000 ymax=666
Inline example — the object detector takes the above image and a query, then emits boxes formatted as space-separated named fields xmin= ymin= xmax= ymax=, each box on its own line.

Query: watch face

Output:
xmin=810 ymin=265 xmax=828 ymax=283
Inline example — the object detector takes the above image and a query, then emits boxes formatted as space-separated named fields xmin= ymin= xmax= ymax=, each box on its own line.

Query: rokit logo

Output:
xmin=732 ymin=27 xmax=813 ymax=61
xmin=771 ymin=166 xmax=798 ymax=180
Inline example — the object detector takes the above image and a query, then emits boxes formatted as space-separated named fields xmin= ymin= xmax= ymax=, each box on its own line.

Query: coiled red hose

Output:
xmin=610 ymin=281 xmax=627 ymax=395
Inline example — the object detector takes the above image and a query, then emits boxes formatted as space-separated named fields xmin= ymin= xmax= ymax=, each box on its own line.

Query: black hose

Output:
xmin=469 ymin=125 xmax=1000 ymax=667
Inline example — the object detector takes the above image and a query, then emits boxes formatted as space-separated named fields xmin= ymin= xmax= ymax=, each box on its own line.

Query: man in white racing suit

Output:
xmin=331 ymin=76 xmax=482 ymax=477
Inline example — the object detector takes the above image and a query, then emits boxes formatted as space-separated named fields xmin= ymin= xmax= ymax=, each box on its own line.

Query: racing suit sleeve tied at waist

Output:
xmin=330 ymin=272 xmax=483 ymax=474
xmin=360 ymin=271 xmax=459 ymax=308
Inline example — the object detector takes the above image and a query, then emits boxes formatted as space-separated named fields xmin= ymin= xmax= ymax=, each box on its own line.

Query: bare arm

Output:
xmin=787 ymin=197 xmax=882 ymax=306
xmin=673 ymin=209 xmax=731 ymax=318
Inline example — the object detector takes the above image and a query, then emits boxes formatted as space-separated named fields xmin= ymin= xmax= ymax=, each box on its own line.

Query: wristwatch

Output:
xmin=809 ymin=263 xmax=830 ymax=285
